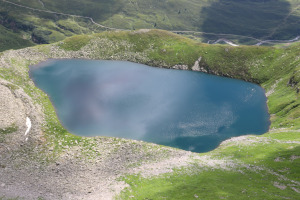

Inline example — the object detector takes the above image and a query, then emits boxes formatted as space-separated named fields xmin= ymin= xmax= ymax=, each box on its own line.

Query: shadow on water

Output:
xmin=200 ymin=0 xmax=300 ymax=42
xmin=160 ymin=129 xmax=267 ymax=153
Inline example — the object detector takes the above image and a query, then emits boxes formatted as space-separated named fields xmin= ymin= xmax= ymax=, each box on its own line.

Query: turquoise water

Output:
xmin=30 ymin=59 xmax=270 ymax=152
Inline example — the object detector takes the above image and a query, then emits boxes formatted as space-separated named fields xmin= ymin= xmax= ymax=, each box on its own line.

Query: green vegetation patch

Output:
xmin=0 ymin=197 xmax=21 ymax=200
xmin=2 ymin=0 xmax=300 ymax=51
xmin=118 ymin=167 xmax=299 ymax=200
xmin=0 ymin=124 xmax=18 ymax=135
xmin=5 ymin=83 xmax=19 ymax=91
xmin=265 ymin=131 xmax=300 ymax=141
xmin=0 ymin=24 xmax=34 ymax=51
xmin=0 ymin=29 xmax=300 ymax=199
xmin=118 ymin=131 xmax=299 ymax=200
xmin=58 ymin=35 xmax=92 ymax=51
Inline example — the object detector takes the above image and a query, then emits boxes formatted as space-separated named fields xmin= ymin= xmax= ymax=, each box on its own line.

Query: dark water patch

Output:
xmin=30 ymin=59 xmax=270 ymax=152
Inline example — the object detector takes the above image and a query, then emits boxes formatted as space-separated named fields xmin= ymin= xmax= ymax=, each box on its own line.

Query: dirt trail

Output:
xmin=266 ymin=5 xmax=300 ymax=39
xmin=2 ymin=0 xmax=122 ymax=30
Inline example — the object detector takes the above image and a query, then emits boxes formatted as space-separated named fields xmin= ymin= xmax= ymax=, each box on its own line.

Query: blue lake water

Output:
xmin=29 ymin=59 xmax=270 ymax=152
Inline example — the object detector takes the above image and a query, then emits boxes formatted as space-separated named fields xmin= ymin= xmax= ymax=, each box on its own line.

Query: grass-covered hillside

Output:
xmin=0 ymin=24 xmax=34 ymax=51
xmin=1 ymin=0 xmax=300 ymax=51
xmin=0 ymin=30 xmax=299 ymax=199
xmin=50 ymin=29 xmax=300 ymax=130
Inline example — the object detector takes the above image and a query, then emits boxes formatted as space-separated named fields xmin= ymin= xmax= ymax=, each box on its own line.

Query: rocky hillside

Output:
xmin=0 ymin=30 xmax=299 ymax=199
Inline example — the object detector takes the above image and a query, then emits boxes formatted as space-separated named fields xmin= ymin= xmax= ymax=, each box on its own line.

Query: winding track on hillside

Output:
xmin=266 ymin=4 xmax=300 ymax=40
xmin=37 ymin=0 xmax=45 ymax=8
xmin=2 ymin=0 xmax=125 ymax=31
xmin=0 ymin=36 xmax=299 ymax=199
xmin=2 ymin=0 xmax=300 ymax=46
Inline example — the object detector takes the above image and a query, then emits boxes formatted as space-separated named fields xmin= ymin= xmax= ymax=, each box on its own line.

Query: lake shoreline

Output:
xmin=0 ymin=30 xmax=298 ymax=199
xmin=30 ymin=59 xmax=270 ymax=153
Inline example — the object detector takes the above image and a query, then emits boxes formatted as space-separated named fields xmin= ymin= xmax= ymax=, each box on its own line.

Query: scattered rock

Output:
xmin=290 ymin=155 xmax=300 ymax=161
xmin=192 ymin=56 xmax=202 ymax=71
xmin=273 ymin=182 xmax=287 ymax=190
xmin=172 ymin=64 xmax=188 ymax=70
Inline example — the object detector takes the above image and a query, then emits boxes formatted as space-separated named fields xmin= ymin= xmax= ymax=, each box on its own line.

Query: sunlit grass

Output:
xmin=0 ymin=30 xmax=299 ymax=199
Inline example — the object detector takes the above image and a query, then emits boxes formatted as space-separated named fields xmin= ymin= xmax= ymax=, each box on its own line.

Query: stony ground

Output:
xmin=0 ymin=37 xmax=207 ymax=199
xmin=0 ymin=77 xmax=198 ymax=199
xmin=0 ymin=32 xmax=299 ymax=199
xmin=0 ymin=76 xmax=240 ymax=199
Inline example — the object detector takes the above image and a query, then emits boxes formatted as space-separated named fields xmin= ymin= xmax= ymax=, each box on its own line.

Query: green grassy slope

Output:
xmin=8 ymin=0 xmax=300 ymax=37
xmin=0 ymin=1 xmax=103 ymax=51
xmin=0 ymin=30 xmax=299 ymax=199
xmin=1 ymin=0 xmax=300 ymax=50
xmin=73 ymin=30 xmax=300 ymax=133
xmin=200 ymin=0 xmax=300 ymax=40
xmin=0 ymin=24 xmax=34 ymax=51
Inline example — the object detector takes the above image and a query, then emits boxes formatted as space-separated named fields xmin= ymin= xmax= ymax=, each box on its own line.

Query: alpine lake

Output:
xmin=29 ymin=59 xmax=270 ymax=153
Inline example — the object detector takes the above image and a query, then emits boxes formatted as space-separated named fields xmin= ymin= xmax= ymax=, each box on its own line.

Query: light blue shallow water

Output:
xmin=30 ymin=59 xmax=270 ymax=152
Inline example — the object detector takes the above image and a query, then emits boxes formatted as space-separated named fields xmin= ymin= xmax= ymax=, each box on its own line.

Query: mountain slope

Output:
xmin=0 ymin=24 xmax=34 ymax=51
xmin=0 ymin=30 xmax=299 ymax=199
xmin=1 ymin=0 xmax=300 ymax=51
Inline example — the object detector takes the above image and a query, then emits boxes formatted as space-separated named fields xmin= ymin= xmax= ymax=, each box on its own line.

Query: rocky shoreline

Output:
xmin=0 ymin=37 xmax=225 ymax=199
xmin=0 ymin=30 xmax=298 ymax=199
xmin=0 ymin=73 xmax=204 ymax=199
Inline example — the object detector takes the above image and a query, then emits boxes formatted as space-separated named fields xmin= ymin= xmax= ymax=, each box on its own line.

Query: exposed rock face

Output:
xmin=1 ymin=32 xmax=297 ymax=199
xmin=192 ymin=56 xmax=202 ymax=71
xmin=0 ymin=63 xmax=204 ymax=199
xmin=0 ymin=51 xmax=232 ymax=199
xmin=0 ymin=81 xmax=25 ymax=129
xmin=0 ymin=81 xmax=199 ymax=199
xmin=132 ymin=29 xmax=151 ymax=34
xmin=0 ymin=78 xmax=43 ymax=151
xmin=172 ymin=64 xmax=188 ymax=70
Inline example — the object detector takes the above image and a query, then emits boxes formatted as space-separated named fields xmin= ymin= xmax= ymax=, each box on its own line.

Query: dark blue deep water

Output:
xmin=30 ymin=59 xmax=270 ymax=152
